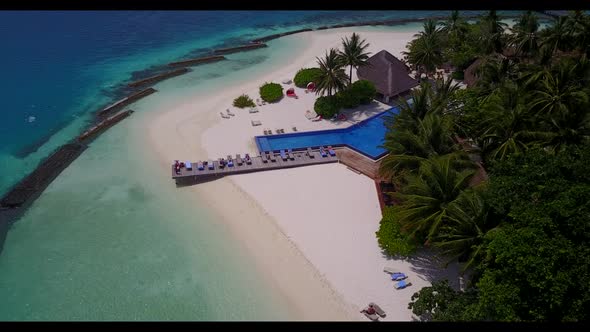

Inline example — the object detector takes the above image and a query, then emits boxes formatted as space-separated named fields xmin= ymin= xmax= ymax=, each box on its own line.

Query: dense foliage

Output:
xmin=379 ymin=10 xmax=590 ymax=322
xmin=376 ymin=206 xmax=417 ymax=257
xmin=293 ymin=68 xmax=322 ymax=88
xmin=259 ymin=82 xmax=284 ymax=103
xmin=313 ymin=95 xmax=341 ymax=118
xmin=232 ymin=94 xmax=255 ymax=108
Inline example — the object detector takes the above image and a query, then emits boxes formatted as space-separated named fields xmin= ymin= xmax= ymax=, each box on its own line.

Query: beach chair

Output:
xmin=383 ymin=266 xmax=399 ymax=274
xmin=256 ymin=99 xmax=263 ymax=106
xmin=261 ymin=152 xmax=268 ymax=163
xmin=394 ymin=280 xmax=412 ymax=290
xmin=197 ymin=162 xmax=204 ymax=171
xmin=280 ymin=150 xmax=288 ymax=161
xmin=360 ymin=306 xmax=379 ymax=322
xmin=218 ymin=158 xmax=225 ymax=168
xmin=305 ymin=110 xmax=318 ymax=120
xmin=269 ymin=152 xmax=276 ymax=162
xmin=311 ymin=115 xmax=322 ymax=122
xmin=208 ymin=160 xmax=215 ymax=170
xmin=251 ymin=120 xmax=262 ymax=126
xmin=249 ymin=107 xmax=259 ymax=113
xmin=368 ymin=303 xmax=386 ymax=318
xmin=292 ymin=126 xmax=298 ymax=132
xmin=185 ymin=162 xmax=192 ymax=170
xmin=319 ymin=146 xmax=327 ymax=158
xmin=220 ymin=112 xmax=230 ymax=119
xmin=227 ymin=155 xmax=234 ymax=167
xmin=391 ymin=273 xmax=408 ymax=281
xmin=287 ymin=149 xmax=295 ymax=160
xmin=245 ymin=153 xmax=252 ymax=165
xmin=307 ymin=147 xmax=315 ymax=158
xmin=327 ymin=146 xmax=336 ymax=157
xmin=226 ymin=109 xmax=235 ymax=116
xmin=236 ymin=154 xmax=243 ymax=166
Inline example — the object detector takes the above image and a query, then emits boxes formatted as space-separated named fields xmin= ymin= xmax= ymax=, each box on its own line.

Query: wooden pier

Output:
xmin=172 ymin=150 xmax=338 ymax=185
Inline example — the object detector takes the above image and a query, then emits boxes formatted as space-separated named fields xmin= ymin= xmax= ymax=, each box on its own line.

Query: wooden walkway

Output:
xmin=172 ymin=150 xmax=338 ymax=185
xmin=335 ymin=147 xmax=382 ymax=180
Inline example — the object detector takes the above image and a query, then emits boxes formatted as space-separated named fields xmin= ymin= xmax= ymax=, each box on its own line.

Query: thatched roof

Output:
xmin=463 ymin=58 xmax=483 ymax=87
xmin=357 ymin=50 xmax=419 ymax=98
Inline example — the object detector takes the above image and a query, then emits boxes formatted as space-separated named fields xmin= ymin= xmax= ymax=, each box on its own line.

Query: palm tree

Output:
xmin=475 ymin=56 xmax=519 ymax=96
xmin=404 ymin=35 xmax=444 ymax=77
xmin=405 ymin=20 xmax=443 ymax=77
xmin=315 ymin=48 xmax=348 ymax=97
xmin=478 ymin=10 xmax=508 ymax=54
xmin=338 ymin=33 xmax=371 ymax=85
xmin=432 ymin=188 xmax=498 ymax=272
xmin=479 ymin=86 xmax=551 ymax=161
xmin=565 ymin=10 xmax=590 ymax=53
xmin=379 ymin=113 xmax=467 ymax=181
xmin=440 ymin=10 xmax=469 ymax=43
xmin=432 ymin=76 xmax=461 ymax=113
xmin=528 ymin=65 xmax=589 ymax=121
xmin=540 ymin=16 xmax=572 ymax=55
xmin=509 ymin=11 xmax=541 ymax=58
xmin=393 ymin=154 xmax=476 ymax=242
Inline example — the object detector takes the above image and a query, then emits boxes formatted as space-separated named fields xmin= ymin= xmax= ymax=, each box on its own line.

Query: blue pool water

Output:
xmin=255 ymin=108 xmax=399 ymax=159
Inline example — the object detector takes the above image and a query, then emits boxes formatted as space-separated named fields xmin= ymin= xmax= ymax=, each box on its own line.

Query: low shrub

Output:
xmin=451 ymin=70 xmax=464 ymax=80
xmin=376 ymin=206 xmax=417 ymax=257
xmin=232 ymin=94 xmax=256 ymax=108
xmin=336 ymin=90 xmax=360 ymax=109
xmin=259 ymin=82 xmax=284 ymax=103
xmin=314 ymin=95 xmax=341 ymax=119
xmin=349 ymin=80 xmax=376 ymax=104
xmin=293 ymin=68 xmax=323 ymax=88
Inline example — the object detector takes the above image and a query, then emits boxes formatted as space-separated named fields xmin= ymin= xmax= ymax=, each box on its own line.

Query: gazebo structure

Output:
xmin=356 ymin=50 xmax=419 ymax=103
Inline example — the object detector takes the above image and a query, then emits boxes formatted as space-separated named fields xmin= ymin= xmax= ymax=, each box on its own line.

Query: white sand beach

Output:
xmin=147 ymin=27 xmax=461 ymax=321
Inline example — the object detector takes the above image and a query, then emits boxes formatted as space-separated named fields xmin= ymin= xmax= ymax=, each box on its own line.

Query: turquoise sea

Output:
xmin=0 ymin=11 xmax=522 ymax=320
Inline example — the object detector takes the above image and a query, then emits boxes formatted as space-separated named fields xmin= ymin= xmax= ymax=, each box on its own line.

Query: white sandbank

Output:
xmin=147 ymin=26 xmax=461 ymax=321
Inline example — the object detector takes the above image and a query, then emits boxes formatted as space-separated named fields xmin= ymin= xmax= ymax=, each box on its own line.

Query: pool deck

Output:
xmin=172 ymin=149 xmax=339 ymax=185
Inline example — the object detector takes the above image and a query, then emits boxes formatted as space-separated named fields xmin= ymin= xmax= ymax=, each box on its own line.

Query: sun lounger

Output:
xmin=261 ymin=153 xmax=268 ymax=163
xmin=360 ymin=306 xmax=379 ymax=321
xmin=368 ymin=303 xmax=386 ymax=318
xmin=280 ymin=150 xmax=288 ymax=161
xmin=269 ymin=152 xmax=276 ymax=162
xmin=227 ymin=155 xmax=234 ymax=167
xmin=226 ymin=109 xmax=235 ymax=116
xmin=251 ymin=120 xmax=262 ymax=126
xmin=391 ymin=273 xmax=408 ymax=281
xmin=218 ymin=158 xmax=225 ymax=168
xmin=220 ymin=112 xmax=230 ymax=119
xmin=394 ymin=280 xmax=412 ymax=290
xmin=305 ymin=110 xmax=318 ymax=120
xmin=236 ymin=154 xmax=243 ymax=166
xmin=197 ymin=162 xmax=204 ymax=171
xmin=208 ymin=160 xmax=214 ymax=170
xmin=292 ymin=126 xmax=298 ymax=132
xmin=185 ymin=161 xmax=192 ymax=170
xmin=249 ymin=108 xmax=259 ymax=113
xmin=311 ymin=115 xmax=322 ymax=122
xmin=287 ymin=149 xmax=295 ymax=160
xmin=383 ymin=266 xmax=400 ymax=274
xmin=245 ymin=154 xmax=252 ymax=165
xmin=319 ymin=146 xmax=327 ymax=158
xmin=307 ymin=147 xmax=315 ymax=158
xmin=256 ymin=99 xmax=263 ymax=106
xmin=327 ymin=146 xmax=336 ymax=157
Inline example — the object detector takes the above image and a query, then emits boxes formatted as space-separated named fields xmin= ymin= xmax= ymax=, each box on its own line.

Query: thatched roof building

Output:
xmin=463 ymin=58 xmax=484 ymax=87
xmin=357 ymin=50 xmax=419 ymax=103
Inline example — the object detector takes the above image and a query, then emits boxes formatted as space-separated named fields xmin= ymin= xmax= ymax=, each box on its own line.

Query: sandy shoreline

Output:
xmin=147 ymin=26 xmax=461 ymax=321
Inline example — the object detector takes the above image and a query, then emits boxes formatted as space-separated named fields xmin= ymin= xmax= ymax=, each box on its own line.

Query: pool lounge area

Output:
xmin=254 ymin=107 xmax=399 ymax=160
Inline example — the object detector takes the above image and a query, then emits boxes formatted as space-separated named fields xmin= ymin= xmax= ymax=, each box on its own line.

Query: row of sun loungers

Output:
xmin=194 ymin=154 xmax=253 ymax=171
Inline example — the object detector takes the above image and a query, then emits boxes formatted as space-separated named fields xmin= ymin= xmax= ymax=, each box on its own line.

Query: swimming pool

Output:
xmin=254 ymin=108 xmax=398 ymax=160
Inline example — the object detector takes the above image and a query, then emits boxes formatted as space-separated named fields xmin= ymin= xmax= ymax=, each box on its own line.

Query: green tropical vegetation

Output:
xmin=232 ymin=94 xmax=256 ymax=108
xmin=293 ymin=67 xmax=323 ymax=88
xmin=259 ymin=82 xmax=284 ymax=103
xmin=313 ymin=80 xmax=376 ymax=118
xmin=377 ymin=10 xmax=590 ymax=321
